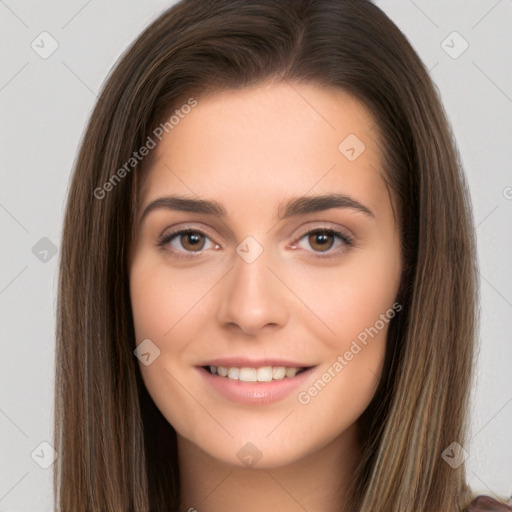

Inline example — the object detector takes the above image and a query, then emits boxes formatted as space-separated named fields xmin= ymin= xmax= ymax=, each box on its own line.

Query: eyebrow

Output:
xmin=138 ymin=192 xmax=375 ymax=225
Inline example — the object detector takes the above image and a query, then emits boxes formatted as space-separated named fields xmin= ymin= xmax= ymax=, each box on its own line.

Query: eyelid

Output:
xmin=156 ymin=224 xmax=220 ymax=259
xmin=291 ymin=222 xmax=353 ymax=243
xmin=159 ymin=223 xmax=220 ymax=244
xmin=288 ymin=224 xmax=354 ymax=259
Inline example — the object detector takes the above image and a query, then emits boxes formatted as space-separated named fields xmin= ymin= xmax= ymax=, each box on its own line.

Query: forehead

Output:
xmin=139 ymin=81 xmax=389 ymax=220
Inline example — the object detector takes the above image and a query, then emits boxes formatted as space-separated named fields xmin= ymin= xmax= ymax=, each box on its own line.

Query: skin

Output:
xmin=129 ymin=81 xmax=402 ymax=512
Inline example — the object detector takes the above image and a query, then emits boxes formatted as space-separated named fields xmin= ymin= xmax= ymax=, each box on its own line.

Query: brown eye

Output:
xmin=180 ymin=231 xmax=206 ymax=251
xmin=292 ymin=228 xmax=353 ymax=259
xmin=158 ymin=228 xmax=216 ymax=257
xmin=308 ymin=232 xmax=335 ymax=252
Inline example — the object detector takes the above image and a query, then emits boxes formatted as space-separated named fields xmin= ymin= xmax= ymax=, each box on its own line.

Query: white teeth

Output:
xmin=207 ymin=365 xmax=305 ymax=381
xmin=239 ymin=368 xmax=257 ymax=382
xmin=272 ymin=367 xmax=286 ymax=379
xmin=285 ymin=367 xmax=297 ymax=378
xmin=256 ymin=366 xmax=273 ymax=382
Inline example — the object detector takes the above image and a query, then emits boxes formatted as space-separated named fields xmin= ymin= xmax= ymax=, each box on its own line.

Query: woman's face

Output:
xmin=129 ymin=81 xmax=402 ymax=468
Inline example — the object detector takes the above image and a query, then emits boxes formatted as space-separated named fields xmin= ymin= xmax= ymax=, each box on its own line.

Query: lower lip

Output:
xmin=197 ymin=366 xmax=315 ymax=405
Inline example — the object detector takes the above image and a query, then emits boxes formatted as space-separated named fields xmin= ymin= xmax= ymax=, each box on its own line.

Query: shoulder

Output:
xmin=466 ymin=495 xmax=512 ymax=511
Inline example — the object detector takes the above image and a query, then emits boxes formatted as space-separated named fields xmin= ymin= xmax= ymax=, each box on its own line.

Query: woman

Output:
xmin=53 ymin=1 xmax=511 ymax=510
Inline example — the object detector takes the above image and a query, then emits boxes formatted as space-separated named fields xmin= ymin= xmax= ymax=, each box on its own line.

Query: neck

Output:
xmin=177 ymin=423 xmax=361 ymax=512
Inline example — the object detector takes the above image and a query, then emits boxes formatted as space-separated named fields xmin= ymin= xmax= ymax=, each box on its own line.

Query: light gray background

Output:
xmin=0 ymin=1 xmax=511 ymax=510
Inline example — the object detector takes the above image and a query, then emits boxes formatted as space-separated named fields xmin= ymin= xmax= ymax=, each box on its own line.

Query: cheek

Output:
xmin=284 ymin=243 xmax=401 ymax=357
xmin=129 ymin=256 xmax=213 ymax=343
xmin=130 ymin=269 xmax=170 ymax=342
xmin=293 ymin=253 xmax=399 ymax=432
xmin=129 ymin=258 xmax=210 ymax=435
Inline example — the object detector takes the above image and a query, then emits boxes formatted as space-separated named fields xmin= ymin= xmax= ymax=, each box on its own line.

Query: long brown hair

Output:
xmin=54 ymin=1 xmax=479 ymax=510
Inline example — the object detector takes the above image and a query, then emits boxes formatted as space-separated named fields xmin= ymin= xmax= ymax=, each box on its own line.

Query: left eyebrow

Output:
xmin=138 ymin=192 xmax=375 ymax=225
xmin=278 ymin=193 xmax=375 ymax=219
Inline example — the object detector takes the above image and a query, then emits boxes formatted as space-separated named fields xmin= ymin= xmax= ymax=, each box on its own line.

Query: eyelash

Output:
xmin=156 ymin=226 xmax=354 ymax=260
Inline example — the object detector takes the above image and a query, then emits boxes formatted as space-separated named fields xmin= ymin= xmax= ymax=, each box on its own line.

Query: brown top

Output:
xmin=468 ymin=495 xmax=512 ymax=511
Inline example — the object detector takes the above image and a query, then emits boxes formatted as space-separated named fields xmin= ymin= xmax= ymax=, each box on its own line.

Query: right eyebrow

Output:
xmin=138 ymin=195 xmax=227 ymax=225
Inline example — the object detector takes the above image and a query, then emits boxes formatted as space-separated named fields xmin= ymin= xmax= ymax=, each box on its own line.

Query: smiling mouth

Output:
xmin=202 ymin=365 xmax=312 ymax=382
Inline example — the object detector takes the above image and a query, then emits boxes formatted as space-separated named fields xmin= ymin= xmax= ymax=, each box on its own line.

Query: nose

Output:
xmin=216 ymin=245 xmax=289 ymax=337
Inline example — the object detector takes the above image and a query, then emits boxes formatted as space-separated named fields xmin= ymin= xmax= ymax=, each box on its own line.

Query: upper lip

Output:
xmin=198 ymin=357 xmax=314 ymax=368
